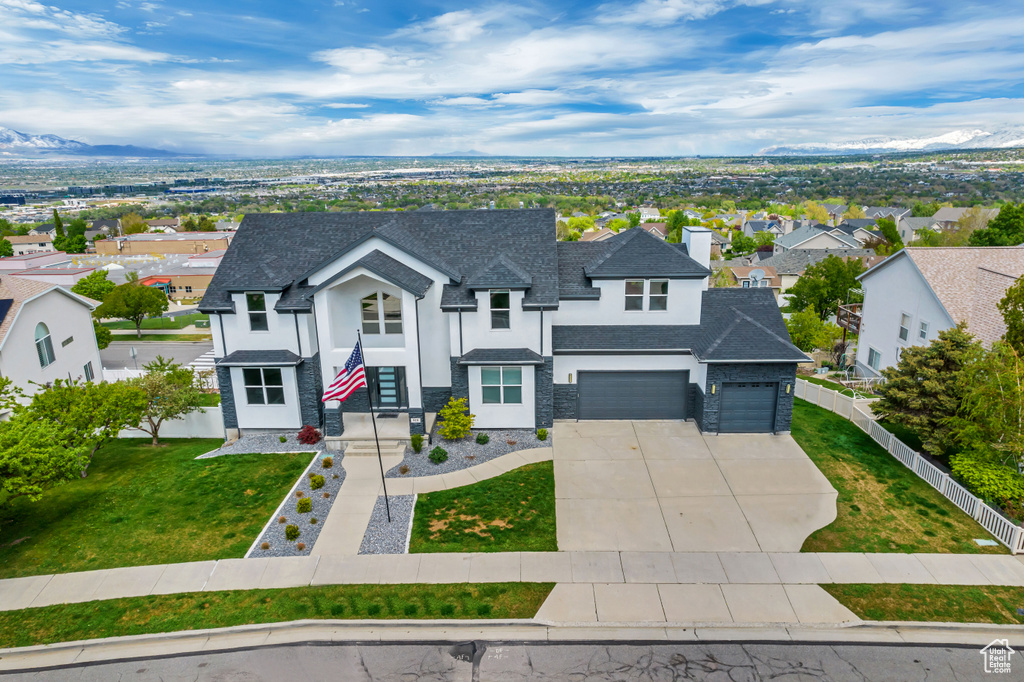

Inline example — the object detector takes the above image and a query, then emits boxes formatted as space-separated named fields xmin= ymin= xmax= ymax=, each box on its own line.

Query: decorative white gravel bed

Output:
xmin=358 ymin=495 xmax=416 ymax=555
xmin=198 ymin=431 xmax=327 ymax=458
xmin=385 ymin=427 xmax=549 ymax=478
xmin=247 ymin=451 xmax=344 ymax=558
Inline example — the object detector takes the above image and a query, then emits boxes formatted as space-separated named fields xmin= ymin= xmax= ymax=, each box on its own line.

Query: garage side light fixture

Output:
xmin=568 ymin=373 xmax=573 ymax=383
xmin=710 ymin=383 xmax=715 ymax=395
xmin=786 ymin=383 xmax=792 ymax=394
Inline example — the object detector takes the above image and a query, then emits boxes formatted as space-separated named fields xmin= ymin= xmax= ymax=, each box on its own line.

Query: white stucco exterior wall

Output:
xmin=552 ymin=279 xmax=703 ymax=326
xmin=0 ymin=289 xmax=102 ymax=395
xmin=553 ymin=354 xmax=704 ymax=386
xmin=458 ymin=290 xmax=543 ymax=354
xmin=468 ymin=364 xmax=535 ymax=428
xmin=228 ymin=365 xmax=302 ymax=429
xmin=855 ymin=253 xmax=954 ymax=376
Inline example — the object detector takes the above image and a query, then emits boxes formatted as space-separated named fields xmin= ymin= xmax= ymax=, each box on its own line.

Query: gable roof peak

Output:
xmin=466 ymin=253 xmax=532 ymax=290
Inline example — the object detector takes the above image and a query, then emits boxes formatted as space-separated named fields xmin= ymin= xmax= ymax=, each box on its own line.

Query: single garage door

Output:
xmin=719 ymin=381 xmax=778 ymax=433
xmin=577 ymin=370 xmax=687 ymax=420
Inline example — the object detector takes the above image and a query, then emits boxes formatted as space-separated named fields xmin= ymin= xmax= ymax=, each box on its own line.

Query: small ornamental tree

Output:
xmin=93 ymin=320 xmax=112 ymax=350
xmin=72 ymin=270 xmax=117 ymax=302
xmin=438 ymin=396 xmax=474 ymax=440
xmin=873 ymin=323 xmax=982 ymax=457
xmin=0 ymin=417 xmax=86 ymax=529
xmin=130 ymin=356 xmax=203 ymax=445
xmin=24 ymin=378 xmax=147 ymax=476
xmin=94 ymin=271 xmax=168 ymax=337
xmin=785 ymin=307 xmax=840 ymax=353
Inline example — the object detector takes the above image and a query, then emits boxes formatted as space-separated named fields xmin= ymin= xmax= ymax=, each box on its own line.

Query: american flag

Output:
xmin=322 ymin=342 xmax=366 ymax=402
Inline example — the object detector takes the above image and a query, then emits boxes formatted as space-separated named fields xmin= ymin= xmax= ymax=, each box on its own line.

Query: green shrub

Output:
xmin=285 ymin=524 xmax=300 ymax=541
xmin=410 ymin=433 xmax=424 ymax=453
xmin=536 ymin=428 xmax=548 ymax=441
xmin=297 ymin=497 xmax=312 ymax=513
xmin=476 ymin=432 xmax=489 ymax=445
xmin=438 ymin=397 xmax=475 ymax=440
xmin=279 ymin=436 xmax=287 ymax=443
xmin=951 ymin=450 xmax=1024 ymax=508
xmin=309 ymin=474 xmax=325 ymax=490
xmin=321 ymin=456 xmax=333 ymax=469
xmin=429 ymin=446 xmax=448 ymax=464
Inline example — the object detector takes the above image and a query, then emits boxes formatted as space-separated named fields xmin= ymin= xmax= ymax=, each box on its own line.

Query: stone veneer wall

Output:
xmin=295 ymin=353 xmax=324 ymax=428
xmin=535 ymin=357 xmax=554 ymax=428
xmin=553 ymin=384 xmax=577 ymax=420
xmin=699 ymin=363 xmax=797 ymax=434
xmin=216 ymin=365 xmax=238 ymax=429
xmin=422 ymin=387 xmax=453 ymax=412
xmin=323 ymin=406 xmax=344 ymax=436
xmin=450 ymin=358 xmax=469 ymax=401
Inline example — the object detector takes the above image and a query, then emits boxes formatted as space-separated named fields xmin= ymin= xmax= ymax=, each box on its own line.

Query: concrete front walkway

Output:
xmin=553 ymin=420 xmax=838 ymax=553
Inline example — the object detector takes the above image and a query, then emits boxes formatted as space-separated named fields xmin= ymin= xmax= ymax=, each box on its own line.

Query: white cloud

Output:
xmin=323 ymin=102 xmax=371 ymax=108
xmin=596 ymin=0 xmax=726 ymax=26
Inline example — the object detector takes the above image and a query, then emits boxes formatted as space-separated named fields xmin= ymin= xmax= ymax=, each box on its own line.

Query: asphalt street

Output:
xmin=100 ymin=340 xmax=213 ymax=370
xmin=0 ymin=641 xmax=991 ymax=681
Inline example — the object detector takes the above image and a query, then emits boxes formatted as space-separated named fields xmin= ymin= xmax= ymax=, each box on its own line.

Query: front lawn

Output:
xmin=0 ymin=439 xmax=311 ymax=578
xmin=0 ymin=583 xmax=555 ymax=648
xmin=803 ymin=375 xmax=870 ymax=398
xmin=792 ymin=399 xmax=1005 ymax=554
xmin=409 ymin=461 xmax=556 ymax=553
xmin=823 ymin=584 xmax=1024 ymax=625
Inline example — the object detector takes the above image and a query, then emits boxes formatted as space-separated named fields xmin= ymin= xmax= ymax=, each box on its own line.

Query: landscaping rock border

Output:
xmin=199 ymin=431 xmax=327 ymax=459
xmin=248 ymin=452 xmax=345 ymax=558
xmin=385 ymin=427 xmax=550 ymax=478
xmin=358 ymin=495 xmax=415 ymax=555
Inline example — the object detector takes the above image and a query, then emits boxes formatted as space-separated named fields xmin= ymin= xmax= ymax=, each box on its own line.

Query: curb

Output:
xmin=2 ymin=618 xmax=1024 ymax=672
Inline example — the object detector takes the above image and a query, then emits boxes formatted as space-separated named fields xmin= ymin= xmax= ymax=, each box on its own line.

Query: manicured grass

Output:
xmin=0 ymin=583 xmax=555 ymax=648
xmin=112 ymin=333 xmax=213 ymax=342
xmin=410 ymin=461 xmax=556 ymax=553
xmin=0 ymin=439 xmax=311 ymax=578
xmin=803 ymin=375 xmax=870 ymax=398
xmin=823 ymin=584 xmax=1024 ymax=625
xmin=196 ymin=392 xmax=221 ymax=406
xmin=792 ymin=399 xmax=1005 ymax=554
xmin=102 ymin=313 xmax=209 ymax=330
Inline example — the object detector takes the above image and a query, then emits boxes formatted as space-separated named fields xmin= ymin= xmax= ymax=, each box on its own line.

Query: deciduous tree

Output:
xmin=72 ymin=270 xmax=116 ymax=302
xmin=93 ymin=272 xmax=168 ymax=337
xmin=968 ymin=202 xmax=1024 ymax=246
xmin=785 ymin=307 xmax=840 ymax=352
xmin=130 ymin=357 xmax=203 ymax=445
xmin=787 ymin=255 xmax=865 ymax=320
xmin=121 ymin=213 xmax=147 ymax=235
xmin=0 ymin=239 xmax=11 ymax=258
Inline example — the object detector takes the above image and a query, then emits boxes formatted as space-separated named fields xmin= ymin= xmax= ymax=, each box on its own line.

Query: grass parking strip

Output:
xmin=0 ymin=440 xmax=310 ymax=578
xmin=0 ymin=583 xmax=555 ymax=649
xmin=410 ymin=461 xmax=556 ymax=553
xmin=791 ymin=399 xmax=1004 ymax=554
xmin=823 ymin=583 xmax=1024 ymax=624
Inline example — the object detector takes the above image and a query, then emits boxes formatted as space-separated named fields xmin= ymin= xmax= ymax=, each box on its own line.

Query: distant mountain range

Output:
xmin=0 ymin=126 xmax=195 ymax=158
xmin=430 ymin=150 xmax=492 ymax=157
xmin=758 ymin=127 xmax=1024 ymax=156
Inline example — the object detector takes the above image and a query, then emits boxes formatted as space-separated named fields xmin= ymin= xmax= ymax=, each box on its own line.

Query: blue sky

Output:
xmin=1 ymin=0 xmax=1022 ymax=156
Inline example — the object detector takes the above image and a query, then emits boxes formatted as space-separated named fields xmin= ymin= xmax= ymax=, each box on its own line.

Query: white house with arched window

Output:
xmin=0 ymin=275 xmax=102 ymax=396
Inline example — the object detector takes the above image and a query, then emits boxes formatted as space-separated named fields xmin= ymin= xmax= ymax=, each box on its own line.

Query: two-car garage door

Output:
xmin=577 ymin=371 xmax=687 ymax=420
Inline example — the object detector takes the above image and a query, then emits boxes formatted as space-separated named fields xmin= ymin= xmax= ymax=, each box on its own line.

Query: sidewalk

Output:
xmin=3 ymin=551 xmax=1023 ymax=613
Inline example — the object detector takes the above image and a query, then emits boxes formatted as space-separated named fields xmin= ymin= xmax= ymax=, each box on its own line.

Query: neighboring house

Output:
xmin=95 ymin=232 xmax=233 ymax=256
xmin=641 ymin=223 xmax=668 ymax=239
xmin=28 ymin=224 xmax=57 ymax=239
xmin=897 ymin=216 xmax=940 ymax=243
xmin=216 ymin=221 xmax=242 ymax=231
xmin=863 ymin=206 xmax=911 ymax=223
xmin=831 ymin=220 xmax=879 ymax=245
xmin=757 ymin=249 xmax=880 ymax=296
xmin=199 ymin=210 xmax=808 ymax=441
xmin=931 ymin=206 xmax=999 ymax=230
xmin=855 ymin=246 xmax=1024 ymax=377
xmin=0 ymin=275 xmax=102 ymax=395
xmin=146 ymin=218 xmax=180 ymax=231
xmin=709 ymin=231 xmax=727 ymax=258
xmin=637 ymin=207 xmax=660 ymax=221
xmin=728 ymin=265 xmax=781 ymax=297
xmin=773 ymin=225 xmax=859 ymax=254
xmin=580 ymin=228 xmax=616 ymax=242
xmin=822 ymin=204 xmax=847 ymax=225
xmin=743 ymin=220 xmax=783 ymax=239
xmin=4 ymin=235 xmax=55 ymax=256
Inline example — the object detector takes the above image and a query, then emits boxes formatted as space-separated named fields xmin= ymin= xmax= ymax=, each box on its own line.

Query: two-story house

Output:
xmin=199 ymin=210 xmax=808 ymax=442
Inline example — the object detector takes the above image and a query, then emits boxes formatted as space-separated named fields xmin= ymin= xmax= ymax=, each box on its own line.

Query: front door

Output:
xmin=367 ymin=366 xmax=408 ymax=410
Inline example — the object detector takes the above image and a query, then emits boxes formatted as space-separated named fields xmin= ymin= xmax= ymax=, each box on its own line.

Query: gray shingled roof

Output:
xmin=556 ymin=241 xmax=606 ymax=299
xmin=458 ymin=348 xmax=545 ymax=365
xmin=465 ymin=254 xmax=532 ymax=290
xmin=200 ymin=210 xmax=560 ymax=313
xmin=217 ymin=350 xmax=303 ymax=366
xmin=307 ymin=249 xmax=433 ymax=298
xmin=774 ymin=225 xmax=859 ymax=250
xmin=756 ymin=248 xmax=875 ymax=274
xmin=583 ymin=228 xmax=710 ymax=279
xmin=551 ymin=288 xmax=808 ymax=363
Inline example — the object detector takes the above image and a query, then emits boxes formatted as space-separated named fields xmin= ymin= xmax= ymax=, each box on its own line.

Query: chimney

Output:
xmin=680 ymin=224 xmax=712 ymax=278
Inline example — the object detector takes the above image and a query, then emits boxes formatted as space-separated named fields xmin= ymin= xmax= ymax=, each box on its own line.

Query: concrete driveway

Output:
xmin=553 ymin=420 xmax=837 ymax=553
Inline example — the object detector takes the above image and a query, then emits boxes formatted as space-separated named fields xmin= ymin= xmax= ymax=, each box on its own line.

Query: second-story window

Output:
xmin=625 ymin=280 xmax=644 ymax=310
xmin=898 ymin=313 xmax=911 ymax=342
xmin=362 ymin=292 xmax=403 ymax=334
xmin=649 ymin=280 xmax=668 ymax=310
xmin=35 ymin=322 xmax=55 ymax=368
xmin=919 ymin=321 xmax=929 ymax=340
xmin=490 ymin=290 xmax=510 ymax=329
xmin=246 ymin=292 xmax=268 ymax=331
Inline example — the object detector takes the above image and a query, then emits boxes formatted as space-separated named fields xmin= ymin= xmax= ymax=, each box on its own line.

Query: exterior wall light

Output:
xmin=786 ymin=383 xmax=792 ymax=394
xmin=710 ymin=383 xmax=716 ymax=395
xmin=568 ymin=373 xmax=573 ymax=383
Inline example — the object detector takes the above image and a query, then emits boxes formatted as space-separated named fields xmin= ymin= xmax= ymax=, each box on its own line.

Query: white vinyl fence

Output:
xmin=796 ymin=378 xmax=1024 ymax=554
xmin=117 ymin=406 xmax=226 ymax=440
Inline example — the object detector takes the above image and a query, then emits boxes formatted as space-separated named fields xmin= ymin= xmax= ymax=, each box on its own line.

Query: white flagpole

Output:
xmin=358 ymin=329 xmax=391 ymax=523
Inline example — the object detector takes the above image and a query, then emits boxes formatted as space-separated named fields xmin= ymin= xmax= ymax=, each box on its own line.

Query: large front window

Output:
xmin=362 ymin=292 xmax=403 ymax=334
xmin=246 ymin=292 xmax=268 ymax=332
xmin=481 ymin=366 xmax=522 ymax=404
xmin=35 ymin=322 xmax=55 ymax=368
xmin=490 ymin=290 xmax=510 ymax=329
xmin=243 ymin=368 xmax=284 ymax=405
